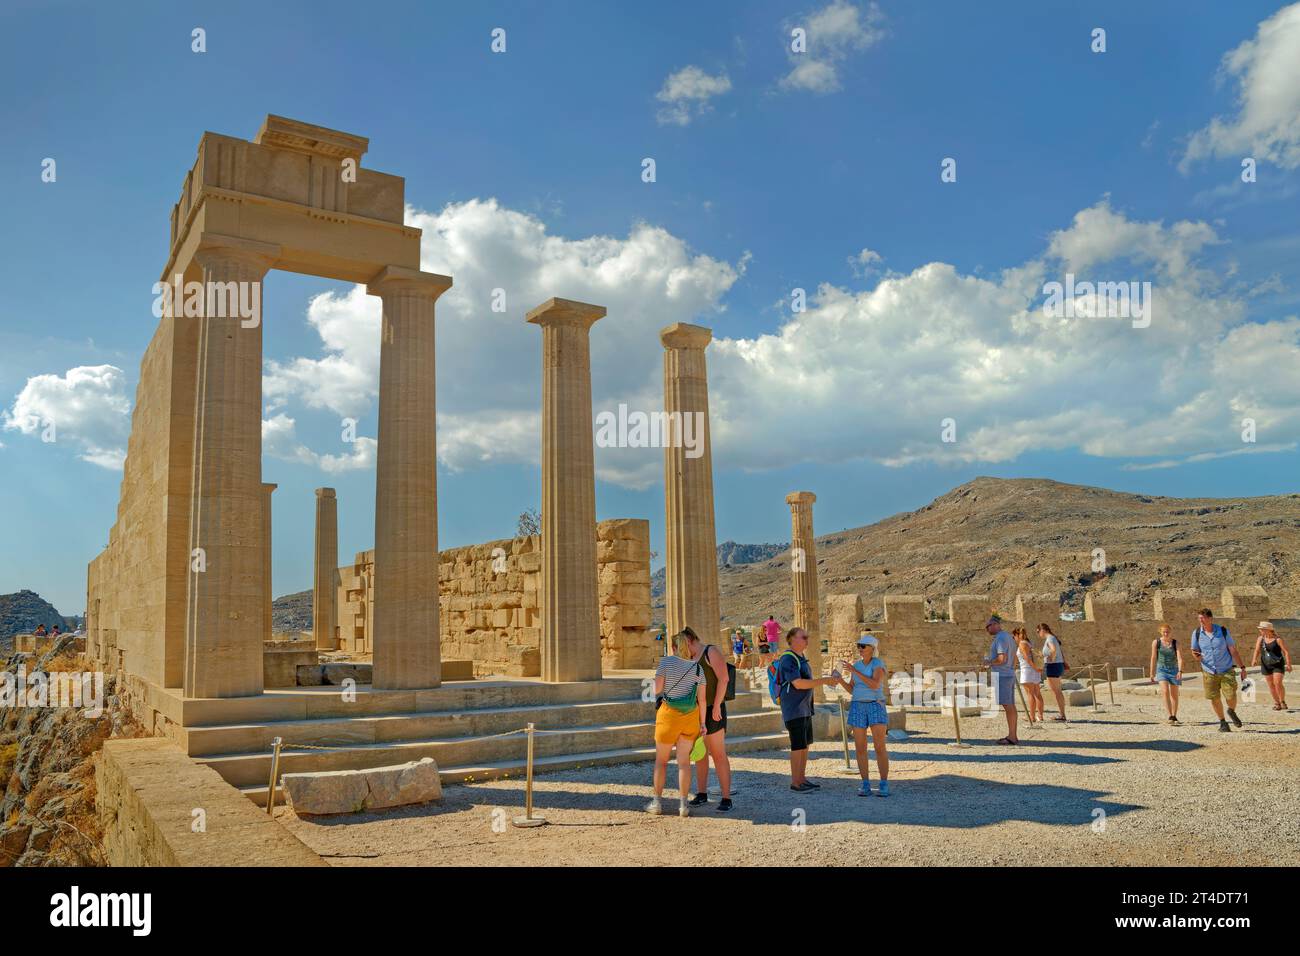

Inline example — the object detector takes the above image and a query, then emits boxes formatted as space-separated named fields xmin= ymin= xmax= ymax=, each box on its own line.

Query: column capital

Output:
xmin=786 ymin=491 xmax=817 ymax=507
xmin=660 ymin=322 xmax=712 ymax=350
xmin=315 ymin=487 xmax=336 ymax=498
xmin=367 ymin=265 xmax=453 ymax=301
xmin=526 ymin=297 xmax=605 ymax=329
xmin=194 ymin=233 xmax=281 ymax=272
xmin=262 ymin=482 xmax=278 ymax=492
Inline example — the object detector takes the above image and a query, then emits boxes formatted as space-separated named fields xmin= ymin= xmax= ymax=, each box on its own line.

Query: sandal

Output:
xmin=995 ymin=736 xmax=1018 ymax=745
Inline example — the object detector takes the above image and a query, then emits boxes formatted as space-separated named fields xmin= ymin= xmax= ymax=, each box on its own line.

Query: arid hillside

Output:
xmin=694 ymin=477 xmax=1300 ymax=628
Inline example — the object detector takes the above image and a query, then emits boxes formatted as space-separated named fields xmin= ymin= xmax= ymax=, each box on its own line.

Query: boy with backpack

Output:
xmin=769 ymin=627 xmax=841 ymax=793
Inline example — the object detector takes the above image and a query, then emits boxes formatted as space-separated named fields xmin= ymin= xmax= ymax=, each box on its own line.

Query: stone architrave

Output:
xmin=527 ymin=297 xmax=605 ymax=683
xmin=312 ymin=488 xmax=338 ymax=651
xmin=786 ymin=491 xmax=825 ymax=701
xmin=660 ymin=323 xmax=720 ymax=642
xmin=367 ymin=267 xmax=453 ymax=689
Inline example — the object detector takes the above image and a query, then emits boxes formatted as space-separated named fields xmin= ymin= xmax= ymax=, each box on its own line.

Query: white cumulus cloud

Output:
xmin=2 ymin=364 xmax=131 ymax=469
xmin=781 ymin=0 xmax=885 ymax=94
xmin=655 ymin=66 xmax=732 ymax=126
xmin=1183 ymin=2 xmax=1300 ymax=171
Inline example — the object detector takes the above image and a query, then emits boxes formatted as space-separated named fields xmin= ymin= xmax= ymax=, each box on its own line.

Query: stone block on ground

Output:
xmin=1115 ymin=666 xmax=1144 ymax=681
xmin=281 ymin=758 xmax=443 ymax=816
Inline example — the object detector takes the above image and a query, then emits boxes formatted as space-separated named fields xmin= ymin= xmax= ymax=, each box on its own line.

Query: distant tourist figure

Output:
xmin=772 ymin=627 xmax=841 ymax=792
xmin=983 ymin=615 xmax=1019 ymax=744
xmin=1038 ymin=623 xmax=1069 ymax=721
xmin=833 ymin=634 xmax=891 ymax=797
xmin=1148 ymin=624 xmax=1184 ymax=725
xmin=732 ymin=629 xmax=747 ymax=668
xmin=648 ymin=629 xmax=706 ymax=817
xmin=683 ymin=626 xmax=734 ymax=813
xmin=1014 ymin=627 xmax=1044 ymax=723
xmin=1251 ymin=622 xmax=1291 ymax=711
xmin=51 ymin=625 xmax=61 ymax=637
xmin=34 ymin=624 xmax=47 ymax=636
xmin=1190 ymin=609 xmax=1248 ymax=732
xmin=761 ymin=615 xmax=780 ymax=666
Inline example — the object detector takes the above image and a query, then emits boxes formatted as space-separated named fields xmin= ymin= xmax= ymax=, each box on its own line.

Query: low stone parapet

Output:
xmin=96 ymin=737 xmax=324 ymax=866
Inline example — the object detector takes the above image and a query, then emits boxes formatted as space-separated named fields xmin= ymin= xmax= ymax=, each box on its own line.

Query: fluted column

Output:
xmin=184 ymin=235 xmax=278 ymax=699
xmin=261 ymin=482 xmax=277 ymax=641
xmin=527 ymin=297 xmax=605 ymax=683
xmin=786 ymin=491 xmax=824 ymax=701
xmin=313 ymin=487 xmax=339 ymax=651
xmin=661 ymin=323 xmax=720 ymax=641
xmin=367 ymin=266 xmax=452 ymax=689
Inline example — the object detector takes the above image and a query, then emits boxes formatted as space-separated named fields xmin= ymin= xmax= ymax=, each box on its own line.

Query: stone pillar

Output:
xmin=313 ymin=488 xmax=338 ymax=651
xmin=786 ymin=491 xmax=824 ymax=701
xmin=661 ymin=323 xmax=720 ymax=642
xmin=261 ymin=482 xmax=276 ymax=641
xmin=527 ymin=297 xmax=605 ymax=683
xmin=367 ymin=267 xmax=453 ymax=690
xmin=184 ymin=235 xmax=278 ymax=699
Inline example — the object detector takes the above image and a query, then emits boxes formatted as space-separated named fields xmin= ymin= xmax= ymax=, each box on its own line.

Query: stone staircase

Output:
xmin=171 ymin=677 xmax=791 ymax=807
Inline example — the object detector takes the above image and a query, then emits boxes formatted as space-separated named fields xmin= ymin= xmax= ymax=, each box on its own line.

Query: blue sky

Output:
xmin=3 ymin=0 xmax=1299 ymax=614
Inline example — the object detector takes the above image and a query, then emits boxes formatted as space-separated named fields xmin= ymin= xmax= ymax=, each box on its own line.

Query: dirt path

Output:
xmin=279 ymin=697 xmax=1300 ymax=867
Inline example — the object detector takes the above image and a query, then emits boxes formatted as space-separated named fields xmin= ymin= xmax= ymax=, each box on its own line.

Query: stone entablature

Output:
xmin=335 ymin=519 xmax=653 ymax=676
xmin=823 ymin=585 xmax=1292 ymax=674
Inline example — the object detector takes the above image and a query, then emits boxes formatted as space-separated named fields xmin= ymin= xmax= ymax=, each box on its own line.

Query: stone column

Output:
xmin=786 ymin=491 xmax=824 ymax=701
xmin=261 ymin=482 xmax=277 ymax=641
xmin=366 ymin=267 xmax=452 ymax=690
xmin=527 ymin=297 xmax=605 ymax=683
xmin=661 ymin=323 xmax=720 ymax=642
xmin=313 ymin=488 xmax=339 ymax=651
xmin=184 ymin=235 xmax=278 ymax=699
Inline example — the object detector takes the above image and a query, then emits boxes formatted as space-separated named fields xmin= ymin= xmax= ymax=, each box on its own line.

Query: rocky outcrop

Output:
xmin=0 ymin=635 xmax=145 ymax=866
xmin=0 ymin=590 xmax=79 ymax=638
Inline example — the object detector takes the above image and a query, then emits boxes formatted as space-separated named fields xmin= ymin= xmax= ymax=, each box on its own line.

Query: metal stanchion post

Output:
xmin=1106 ymin=663 xmax=1115 ymax=705
xmin=265 ymin=736 xmax=283 ymax=815
xmin=1090 ymin=665 xmax=1100 ymax=713
xmin=948 ymin=670 xmax=971 ymax=748
xmin=836 ymin=694 xmax=858 ymax=774
xmin=512 ymin=723 xmax=548 ymax=828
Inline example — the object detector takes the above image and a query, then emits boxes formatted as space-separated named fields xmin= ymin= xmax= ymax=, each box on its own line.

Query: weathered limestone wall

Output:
xmin=823 ymin=586 xmax=1295 ymax=675
xmin=96 ymin=737 xmax=325 ymax=866
xmin=336 ymin=519 xmax=653 ymax=676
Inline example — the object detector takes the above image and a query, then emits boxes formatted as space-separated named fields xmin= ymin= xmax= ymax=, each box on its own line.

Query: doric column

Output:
xmin=367 ymin=266 xmax=452 ymax=690
xmin=184 ymin=235 xmax=278 ymax=699
xmin=261 ymin=482 xmax=277 ymax=641
xmin=786 ymin=491 xmax=824 ymax=701
xmin=527 ymin=297 xmax=605 ymax=683
xmin=661 ymin=323 xmax=720 ymax=641
xmin=313 ymin=487 xmax=338 ymax=651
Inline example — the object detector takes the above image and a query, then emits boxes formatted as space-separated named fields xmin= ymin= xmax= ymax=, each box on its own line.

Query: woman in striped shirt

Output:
xmin=647 ymin=630 xmax=707 ymax=818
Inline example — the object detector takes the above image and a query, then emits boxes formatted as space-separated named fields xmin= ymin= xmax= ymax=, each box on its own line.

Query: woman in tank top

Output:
xmin=1037 ymin=623 xmax=1068 ymax=721
xmin=1250 ymin=621 xmax=1291 ymax=711
xmin=1149 ymin=624 xmax=1184 ymax=725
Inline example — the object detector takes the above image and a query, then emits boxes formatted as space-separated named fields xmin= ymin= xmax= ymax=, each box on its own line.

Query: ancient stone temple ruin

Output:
xmin=81 ymin=116 xmax=733 ymax=806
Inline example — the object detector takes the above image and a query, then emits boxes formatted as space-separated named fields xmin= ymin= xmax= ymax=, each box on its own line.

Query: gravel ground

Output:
xmin=279 ymin=692 xmax=1299 ymax=867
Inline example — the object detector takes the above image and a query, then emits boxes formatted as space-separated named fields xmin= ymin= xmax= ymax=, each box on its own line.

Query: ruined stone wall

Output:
xmin=336 ymin=518 xmax=654 ymax=676
xmin=87 ymin=308 xmax=198 ymax=690
xmin=821 ymin=585 xmax=1295 ymax=676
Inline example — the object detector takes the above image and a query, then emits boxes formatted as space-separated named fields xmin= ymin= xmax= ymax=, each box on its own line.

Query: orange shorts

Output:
xmin=654 ymin=701 xmax=701 ymax=745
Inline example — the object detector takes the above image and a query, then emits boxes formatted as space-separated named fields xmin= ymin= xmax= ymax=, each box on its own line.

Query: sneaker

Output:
xmin=1171 ymin=716 xmax=1182 ymax=726
xmin=645 ymin=797 xmax=662 ymax=815
xmin=877 ymin=780 xmax=891 ymax=798
xmin=1227 ymin=708 xmax=1243 ymax=728
xmin=1167 ymin=715 xmax=1177 ymax=723
xmin=678 ymin=801 xmax=690 ymax=818
xmin=803 ymin=780 xmax=822 ymax=789
xmin=717 ymin=798 xmax=733 ymax=813
xmin=857 ymin=781 xmax=872 ymax=797
xmin=1218 ymin=720 xmax=1231 ymax=733
xmin=687 ymin=792 xmax=708 ymax=807
xmin=789 ymin=782 xmax=818 ymax=793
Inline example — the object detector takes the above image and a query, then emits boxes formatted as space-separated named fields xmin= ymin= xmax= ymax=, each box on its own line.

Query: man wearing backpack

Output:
xmin=1191 ymin=608 xmax=1248 ymax=732
xmin=775 ymin=627 xmax=842 ymax=793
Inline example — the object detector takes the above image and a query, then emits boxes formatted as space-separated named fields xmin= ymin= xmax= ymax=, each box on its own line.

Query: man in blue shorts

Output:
xmin=983 ymin=614 xmax=1019 ymax=744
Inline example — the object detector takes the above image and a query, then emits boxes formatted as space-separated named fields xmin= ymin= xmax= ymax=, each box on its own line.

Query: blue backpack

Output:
xmin=767 ymin=650 xmax=800 ymax=706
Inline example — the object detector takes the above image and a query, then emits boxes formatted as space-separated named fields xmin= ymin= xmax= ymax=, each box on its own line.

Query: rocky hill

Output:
xmin=650 ymin=540 xmax=786 ymax=600
xmin=272 ymin=589 xmax=313 ymax=633
xmin=691 ymin=477 xmax=1300 ymax=628
xmin=0 ymin=591 xmax=79 ymax=640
